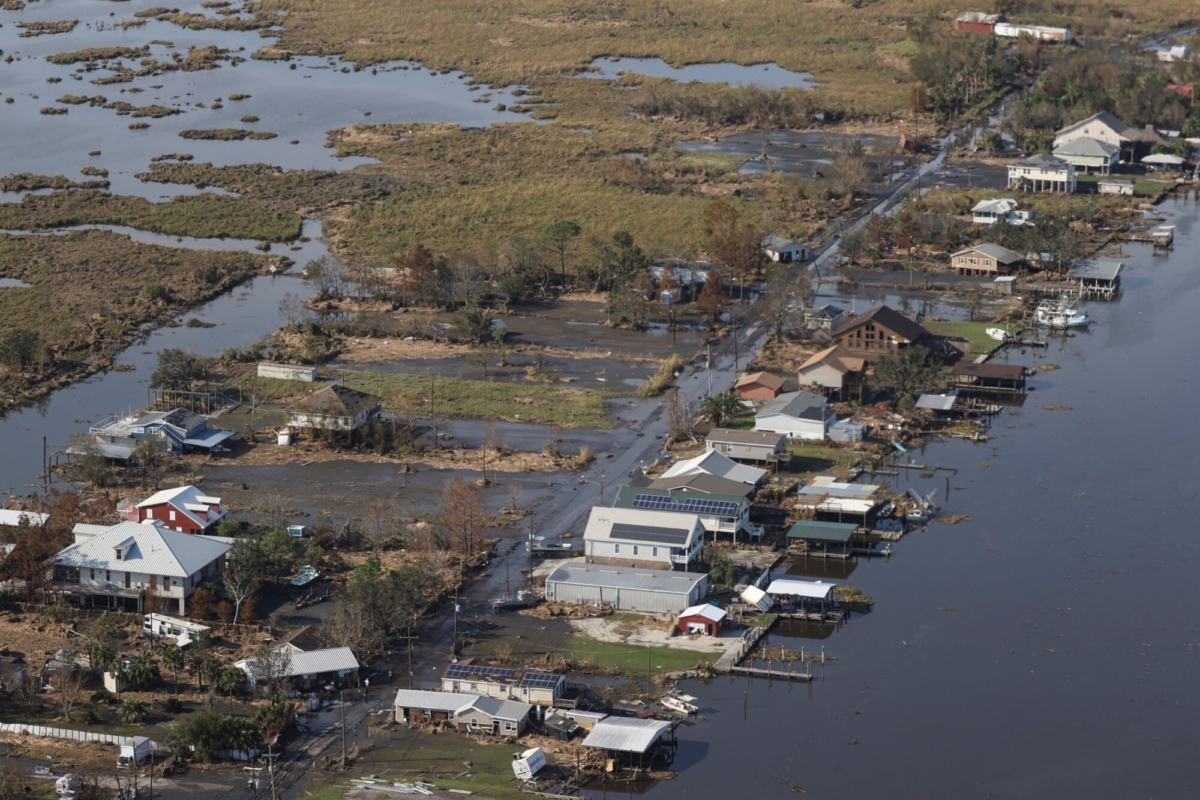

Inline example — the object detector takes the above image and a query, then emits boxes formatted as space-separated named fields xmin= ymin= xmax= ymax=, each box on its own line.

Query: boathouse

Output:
xmin=581 ymin=717 xmax=676 ymax=770
xmin=952 ymin=361 xmax=1026 ymax=394
xmin=764 ymin=578 xmax=837 ymax=616
xmin=1066 ymin=259 xmax=1122 ymax=300
xmin=786 ymin=520 xmax=858 ymax=558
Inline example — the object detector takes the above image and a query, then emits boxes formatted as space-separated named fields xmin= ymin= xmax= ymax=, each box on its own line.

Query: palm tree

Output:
xmin=216 ymin=667 xmax=246 ymax=715
xmin=700 ymin=391 xmax=741 ymax=427
xmin=222 ymin=717 xmax=263 ymax=759
xmin=119 ymin=698 xmax=147 ymax=725
xmin=161 ymin=646 xmax=185 ymax=696
xmin=126 ymin=652 xmax=161 ymax=691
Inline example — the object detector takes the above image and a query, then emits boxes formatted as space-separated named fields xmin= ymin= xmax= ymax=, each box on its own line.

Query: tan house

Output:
xmin=705 ymin=429 xmax=789 ymax=464
xmin=831 ymin=305 xmax=931 ymax=355
xmin=734 ymin=372 xmax=785 ymax=401
xmin=798 ymin=346 xmax=867 ymax=399
xmin=289 ymin=385 xmax=381 ymax=433
xmin=950 ymin=243 xmax=1024 ymax=276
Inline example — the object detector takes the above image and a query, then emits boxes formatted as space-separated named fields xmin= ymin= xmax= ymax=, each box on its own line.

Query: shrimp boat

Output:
xmin=659 ymin=689 xmax=699 ymax=716
xmin=1035 ymin=300 xmax=1091 ymax=329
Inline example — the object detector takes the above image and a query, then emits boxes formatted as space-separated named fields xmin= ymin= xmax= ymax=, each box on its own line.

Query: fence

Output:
xmin=0 ymin=723 xmax=162 ymax=751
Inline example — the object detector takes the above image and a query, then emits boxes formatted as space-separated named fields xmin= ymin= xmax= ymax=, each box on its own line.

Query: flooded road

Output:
xmin=620 ymin=197 xmax=1200 ymax=798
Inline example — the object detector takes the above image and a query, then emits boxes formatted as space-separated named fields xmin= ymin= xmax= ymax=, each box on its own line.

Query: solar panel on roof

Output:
xmin=445 ymin=664 xmax=516 ymax=680
xmin=609 ymin=522 xmax=691 ymax=545
xmin=631 ymin=493 xmax=739 ymax=519
xmin=520 ymin=673 xmax=561 ymax=689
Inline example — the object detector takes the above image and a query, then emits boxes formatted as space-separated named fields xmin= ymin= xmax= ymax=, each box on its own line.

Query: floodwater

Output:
xmin=676 ymin=130 xmax=900 ymax=180
xmin=606 ymin=197 xmax=1200 ymax=798
xmin=0 ymin=0 xmax=531 ymax=199
xmin=588 ymin=57 xmax=816 ymax=90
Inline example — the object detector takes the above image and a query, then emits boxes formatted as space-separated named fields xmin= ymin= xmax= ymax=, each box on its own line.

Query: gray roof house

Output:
xmin=1007 ymin=153 xmax=1076 ymax=193
xmin=754 ymin=391 xmax=836 ymax=441
xmin=950 ymin=242 xmax=1025 ymax=276
xmin=544 ymin=563 xmax=708 ymax=614
xmin=582 ymin=506 xmax=705 ymax=570
xmin=761 ymin=234 xmax=809 ymax=263
xmin=1052 ymin=137 xmax=1120 ymax=174
xmin=704 ymin=428 xmax=789 ymax=465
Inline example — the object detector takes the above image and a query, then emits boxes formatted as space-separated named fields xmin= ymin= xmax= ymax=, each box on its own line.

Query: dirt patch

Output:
xmin=747 ymin=339 xmax=821 ymax=374
xmin=0 ymin=735 xmax=116 ymax=771
xmin=0 ymin=612 xmax=70 ymax=657
xmin=193 ymin=441 xmax=569 ymax=473
xmin=519 ymin=602 xmax=612 ymax=620
xmin=570 ymin=617 xmax=734 ymax=653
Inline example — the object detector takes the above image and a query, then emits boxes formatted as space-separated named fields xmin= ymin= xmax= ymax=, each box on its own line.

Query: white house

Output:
xmin=441 ymin=660 xmax=566 ymax=706
xmin=234 ymin=645 xmax=360 ymax=689
xmin=1098 ymin=177 xmax=1135 ymax=196
xmin=970 ymin=198 xmax=1033 ymax=226
xmin=659 ymin=450 xmax=767 ymax=486
xmin=1007 ymin=154 xmax=1076 ymax=193
xmin=1052 ymin=137 xmax=1120 ymax=174
xmin=52 ymin=521 xmax=230 ymax=614
xmin=761 ymin=234 xmax=809 ymax=263
xmin=582 ymin=506 xmax=705 ymax=570
xmin=289 ymin=385 xmax=381 ymax=432
xmin=754 ymin=391 xmax=837 ymax=440
xmin=611 ymin=486 xmax=760 ymax=542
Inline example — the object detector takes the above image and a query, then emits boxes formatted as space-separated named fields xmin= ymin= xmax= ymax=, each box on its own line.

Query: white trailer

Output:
xmin=512 ymin=748 xmax=546 ymax=781
xmin=117 ymin=737 xmax=152 ymax=769
xmin=142 ymin=614 xmax=211 ymax=647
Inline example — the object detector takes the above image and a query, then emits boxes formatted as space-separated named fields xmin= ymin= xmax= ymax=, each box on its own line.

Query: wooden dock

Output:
xmin=729 ymin=663 xmax=813 ymax=682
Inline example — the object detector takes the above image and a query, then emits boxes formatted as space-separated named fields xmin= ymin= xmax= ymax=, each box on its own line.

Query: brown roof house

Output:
xmin=289 ymin=385 xmax=381 ymax=433
xmin=832 ymin=306 xmax=931 ymax=356
xmin=798 ymin=346 xmax=867 ymax=400
xmin=950 ymin=243 xmax=1024 ymax=277
xmin=734 ymin=372 xmax=785 ymax=401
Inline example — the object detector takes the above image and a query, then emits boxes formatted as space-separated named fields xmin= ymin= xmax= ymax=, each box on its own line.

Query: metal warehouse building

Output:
xmin=544 ymin=563 xmax=708 ymax=613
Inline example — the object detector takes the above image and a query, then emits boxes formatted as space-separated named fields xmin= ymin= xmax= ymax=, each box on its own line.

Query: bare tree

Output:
xmin=666 ymin=389 xmax=698 ymax=444
xmin=248 ymin=642 xmax=293 ymax=698
xmin=49 ymin=658 xmax=86 ymax=721
xmin=507 ymin=483 xmax=523 ymax=514
xmin=440 ymin=477 xmax=488 ymax=560
xmin=223 ymin=538 xmax=266 ymax=623
xmin=360 ymin=501 xmax=403 ymax=555
xmin=257 ymin=490 xmax=291 ymax=532
xmin=751 ymin=267 xmax=812 ymax=342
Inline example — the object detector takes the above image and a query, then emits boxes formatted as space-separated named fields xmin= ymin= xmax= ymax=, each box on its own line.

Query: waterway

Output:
xmin=588 ymin=57 xmax=816 ymax=90
xmin=610 ymin=196 xmax=1200 ymax=798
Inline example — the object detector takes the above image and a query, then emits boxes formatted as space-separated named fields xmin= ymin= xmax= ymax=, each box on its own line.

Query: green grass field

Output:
xmin=350 ymin=732 xmax=537 ymax=800
xmin=924 ymin=320 xmax=1010 ymax=354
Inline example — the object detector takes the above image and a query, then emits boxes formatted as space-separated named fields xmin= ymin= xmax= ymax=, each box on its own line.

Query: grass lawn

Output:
xmin=356 ymin=730 xmax=543 ymax=800
xmin=344 ymin=371 xmax=616 ymax=428
xmin=787 ymin=443 xmax=858 ymax=479
xmin=924 ymin=320 xmax=1010 ymax=354
xmin=562 ymin=636 xmax=715 ymax=675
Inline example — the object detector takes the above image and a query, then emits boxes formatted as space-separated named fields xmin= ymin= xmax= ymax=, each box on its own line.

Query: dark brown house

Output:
xmin=953 ymin=361 xmax=1026 ymax=394
xmin=831 ymin=305 xmax=931 ymax=355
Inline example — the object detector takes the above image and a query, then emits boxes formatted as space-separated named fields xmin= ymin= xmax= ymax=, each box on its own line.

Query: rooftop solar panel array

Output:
xmin=520 ymin=672 xmax=562 ymax=689
xmin=445 ymin=663 xmax=516 ymax=681
xmin=609 ymin=522 xmax=691 ymax=546
xmin=632 ymin=492 xmax=739 ymax=518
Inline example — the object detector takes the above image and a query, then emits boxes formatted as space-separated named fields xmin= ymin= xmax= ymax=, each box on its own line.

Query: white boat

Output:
xmin=660 ymin=690 xmax=699 ymax=716
xmin=1035 ymin=301 xmax=1091 ymax=329
xmin=985 ymin=328 xmax=1012 ymax=342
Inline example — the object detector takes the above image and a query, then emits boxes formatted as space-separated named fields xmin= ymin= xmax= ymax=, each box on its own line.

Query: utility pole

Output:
xmin=732 ymin=319 xmax=740 ymax=372
xmin=706 ymin=344 xmax=713 ymax=396
xmin=451 ymin=589 xmax=460 ymax=658
xmin=340 ymin=689 xmax=347 ymax=770
xmin=646 ymin=645 xmax=651 ymax=696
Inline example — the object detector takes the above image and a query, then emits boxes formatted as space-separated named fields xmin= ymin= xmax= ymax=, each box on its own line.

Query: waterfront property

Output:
xmin=454 ymin=696 xmax=534 ymax=736
xmin=659 ymin=450 xmax=767 ymax=486
xmin=612 ymin=486 xmax=761 ymax=542
xmin=765 ymin=578 xmax=839 ymax=619
xmin=0 ymin=509 xmax=47 ymax=530
xmin=1007 ymin=154 xmax=1077 ymax=193
xmin=648 ymin=472 xmax=756 ymax=499
xmin=761 ymin=234 xmax=809 ymax=263
xmin=234 ymin=645 xmax=360 ymax=690
xmin=971 ymin=198 xmax=1033 ymax=226
xmin=953 ymin=361 xmax=1027 ymax=394
xmin=581 ymin=717 xmax=676 ymax=770
xmin=786 ymin=520 xmax=860 ymax=559
xmin=1066 ymin=259 xmax=1123 ymax=299
xmin=915 ymin=392 xmax=962 ymax=417
xmin=678 ymin=603 xmax=727 ymax=636
xmin=288 ymin=385 xmax=381 ymax=433
xmin=705 ymin=428 xmax=789 ymax=465
xmin=85 ymin=408 xmax=235 ymax=460
xmin=1098 ymin=177 xmax=1135 ymax=195
xmin=832 ymin=305 xmax=932 ymax=355
xmin=544 ymin=563 xmax=708 ymax=613
xmin=734 ymin=371 xmax=785 ymax=401
xmin=440 ymin=660 xmax=566 ymax=706
xmin=798 ymin=345 xmax=867 ymax=400
xmin=1052 ymin=137 xmax=1120 ymax=174
xmin=582 ymin=506 xmax=705 ymax=569
xmin=951 ymin=243 xmax=1025 ymax=276
xmin=120 ymin=485 xmax=227 ymax=534
xmin=52 ymin=521 xmax=229 ymax=614
xmin=754 ymin=391 xmax=837 ymax=440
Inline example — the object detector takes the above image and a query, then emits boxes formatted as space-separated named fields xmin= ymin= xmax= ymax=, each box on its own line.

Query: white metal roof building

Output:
xmin=660 ymin=451 xmax=767 ymax=486
xmin=545 ymin=563 xmax=708 ymax=614
xmin=0 ymin=510 xmax=48 ymax=527
xmin=582 ymin=717 xmax=673 ymax=753
xmin=766 ymin=578 xmax=836 ymax=601
xmin=583 ymin=506 xmax=705 ymax=569
xmin=235 ymin=646 xmax=361 ymax=686
xmin=393 ymin=689 xmax=478 ymax=722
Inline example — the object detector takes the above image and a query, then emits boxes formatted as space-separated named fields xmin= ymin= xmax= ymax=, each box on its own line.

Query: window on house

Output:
xmin=169 ymin=510 xmax=176 ymax=521
xmin=633 ymin=545 xmax=639 ymax=556
xmin=114 ymin=548 xmax=123 ymax=561
xmin=614 ymin=543 xmax=620 ymax=554
xmin=970 ymin=258 xmax=978 ymax=265
xmin=652 ymin=547 xmax=658 ymax=557
xmin=146 ymin=508 xmax=152 ymax=519
xmin=106 ymin=570 xmax=111 ymax=582
xmin=90 ymin=569 xmax=95 ymax=580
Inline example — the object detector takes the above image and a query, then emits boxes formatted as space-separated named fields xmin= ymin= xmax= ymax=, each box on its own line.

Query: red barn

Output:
xmin=129 ymin=485 xmax=228 ymax=535
xmin=955 ymin=12 xmax=1002 ymax=34
xmin=678 ymin=604 xmax=727 ymax=636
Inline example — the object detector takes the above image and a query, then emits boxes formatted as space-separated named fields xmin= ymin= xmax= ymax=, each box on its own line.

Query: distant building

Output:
xmin=648 ymin=472 xmax=756 ymax=499
xmin=1052 ymin=137 xmax=1120 ymax=175
xmin=950 ymin=243 xmax=1025 ymax=276
xmin=234 ymin=646 xmax=360 ymax=690
xmin=955 ymin=12 xmax=1003 ymax=34
xmin=952 ymin=361 xmax=1027 ymax=394
xmin=1007 ymin=154 xmax=1076 ymax=193
xmin=256 ymin=363 xmax=317 ymax=382
xmin=754 ymin=391 xmax=836 ymax=440
xmin=802 ymin=304 xmax=846 ymax=331
xmin=1098 ymin=177 xmax=1135 ymax=196
xmin=582 ymin=506 xmax=705 ymax=570
xmin=85 ymin=408 xmax=235 ymax=461
xmin=761 ymin=234 xmax=809 ymax=263
xmin=1053 ymin=111 xmax=1165 ymax=161
xmin=831 ymin=305 xmax=931 ymax=355
xmin=798 ymin=345 xmax=867 ymax=399
xmin=659 ymin=450 xmax=768 ymax=486
xmin=733 ymin=371 xmax=785 ymax=402
xmin=289 ymin=385 xmax=381 ymax=432
xmin=1066 ymin=259 xmax=1123 ymax=299
xmin=1156 ymin=44 xmax=1192 ymax=62
xmin=0 ymin=510 xmax=48 ymax=530
xmin=993 ymin=22 xmax=1071 ymax=42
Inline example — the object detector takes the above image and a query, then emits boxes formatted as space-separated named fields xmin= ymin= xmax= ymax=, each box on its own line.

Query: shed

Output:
xmin=956 ymin=11 xmax=1002 ymax=34
xmin=739 ymin=585 xmax=775 ymax=612
xmin=544 ymin=563 xmax=708 ymax=613
xmin=677 ymin=603 xmax=727 ymax=636
xmin=761 ymin=234 xmax=809 ymax=263
xmin=993 ymin=276 xmax=1017 ymax=295
xmin=705 ymin=428 xmax=789 ymax=465
xmin=257 ymin=363 xmax=317 ymax=382
xmin=733 ymin=371 xmax=785 ymax=401
xmin=1098 ymin=177 xmax=1135 ymax=196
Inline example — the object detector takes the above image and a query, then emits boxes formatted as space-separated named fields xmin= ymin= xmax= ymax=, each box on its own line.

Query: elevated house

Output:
xmin=798 ymin=345 xmax=867 ymax=400
xmin=1007 ymin=154 xmax=1076 ymax=193
xmin=582 ymin=506 xmax=705 ymax=570
xmin=733 ymin=371 xmax=785 ymax=402
xmin=754 ymin=390 xmax=836 ymax=440
xmin=704 ymin=428 xmax=789 ymax=465
xmin=1052 ymin=137 xmax=1120 ymax=175
xmin=545 ymin=563 xmax=707 ymax=613
xmin=51 ymin=521 xmax=230 ymax=614
xmin=440 ymin=660 xmax=566 ymax=707
xmin=1053 ymin=111 xmax=1165 ymax=161
xmin=953 ymin=361 xmax=1026 ymax=394
xmin=831 ymin=305 xmax=931 ymax=356
xmin=950 ymin=243 xmax=1025 ymax=277
xmin=659 ymin=450 xmax=767 ymax=487
xmin=648 ymin=472 xmax=756 ymax=499
xmin=761 ymin=234 xmax=809 ymax=263
xmin=612 ymin=486 xmax=761 ymax=543
xmin=122 ymin=485 xmax=227 ymax=535
xmin=1066 ymin=259 xmax=1123 ymax=300
xmin=289 ymin=385 xmax=381 ymax=434
xmin=85 ymin=408 xmax=235 ymax=461
xmin=971 ymin=198 xmax=1033 ymax=226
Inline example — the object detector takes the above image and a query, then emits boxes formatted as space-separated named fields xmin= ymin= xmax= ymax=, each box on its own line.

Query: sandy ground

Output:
xmin=570 ymin=617 xmax=736 ymax=653
xmin=190 ymin=440 xmax=568 ymax=474
xmin=0 ymin=612 xmax=70 ymax=657
xmin=747 ymin=339 xmax=822 ymax=375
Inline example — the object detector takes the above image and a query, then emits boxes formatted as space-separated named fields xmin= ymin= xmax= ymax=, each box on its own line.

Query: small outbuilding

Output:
xmin=1098 ymin=177 xmax=1135 ymax=196
xmin=1066 ymin=259 xmax=1123 ymax=300
xmin=257 ymin=363 xmax=317 ymax=382
xmin=761 ymin=234 xmax=809 ymax=263
xmin=677 ymin=604 xmax=727 ymax=636
xmin=733 ymin=371 xmax=786 ymax=401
